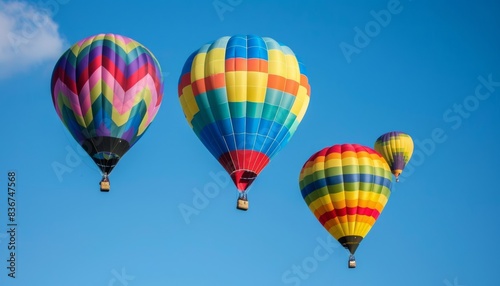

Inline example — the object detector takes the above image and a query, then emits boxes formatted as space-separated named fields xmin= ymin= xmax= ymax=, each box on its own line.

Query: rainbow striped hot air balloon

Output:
xmin=51 ymin=33 xmax=164 ymax=191
xmin=178 ymin=34 xmax=310 ymax=210
xmin=374 ymin=131 xmax=414 ymax=182
xmin=299 ymin=144 xmax=393 ymax=268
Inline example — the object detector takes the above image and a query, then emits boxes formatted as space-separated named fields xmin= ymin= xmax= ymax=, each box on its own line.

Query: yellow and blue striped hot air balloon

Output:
xmin=299 ymin=144 xmax=393 ymax=268
xmin=51 ymin=33 xmax=164 ymax=190
xmin=374 ymin=131 xmax=414 ymax=182
xmin=178 ymin=34 xmax=310 ymax=209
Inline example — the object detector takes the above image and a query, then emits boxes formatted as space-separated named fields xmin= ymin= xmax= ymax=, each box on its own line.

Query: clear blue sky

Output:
xmin=1 ymin=0 xmax=499 ymax=285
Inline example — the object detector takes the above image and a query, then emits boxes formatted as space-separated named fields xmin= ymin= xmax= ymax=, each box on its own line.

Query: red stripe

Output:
xmin=178 ymin=73 xmax=191 ymax=96
xmin=145 ymin=60 xmax=163 ymax=100
xmin=52 ymin=66 xmax=77 ymax=95
xmin=303 ymin=144 xmax=385 ymax=171
xmin=352 ymin=144 xmax=379 ymax=155
xmin=218 ymin=150 xmax=270 ymax=190
xmin=306 ymin=147 xmax=329 ymax=163
xmin=318 ymin=207 xmax=380 ymax=226
xmin=78 ymin=55 xmax=156 ymax=92
xmin=125 ymin=64 xmax=148 ymax=90
xmin=78 ymin=56 xmax=125 ymax=89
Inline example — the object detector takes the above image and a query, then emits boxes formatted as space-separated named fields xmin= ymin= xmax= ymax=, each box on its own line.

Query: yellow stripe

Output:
xmin=324 ymin=218 xmax=347 ymax=237
xmin=302 ymin=156 xmax=325 ymax=175
xmin=267 ymin=50 xmax=286 ymax=77
xmin=137 ymin=88 xmax=152 ymax=136
xmin=356 ymin=219 xmax=376 ymax=236
xmin=341 ymin=156 xmax=360 ymax=166
xmin=70 ymin=43 xmax=83 ymax=56
xmin=75 ymin=34 xmax=142 ymax=54
xmin=205 ymin=48 xmax=226 ymax=77
xmin=325 ymin=221 xmax=373 ymax=238
xmin=246 ymin=72 xmax=267 ymax=103
xmin=82 ymin=105 xmax=93 ymax=128
xmin=284 ymin=54 xmax=300 ymax=81
xmin=191 ymin=52 xmax=208 ymax=81
xmin=179 ymin=85 xmax=198 ymax=125
xmin=225 ymin=71 xmax=247 ymax=102
xmin=290 ymin=92 xmax=307 ymax=118
xmin=344 ymin=191 xmax=358 ymax=202
xmin=111 ymin=110 xmax=130 ymax=127
xmin=291 ymin=93 xmax=309 ymax=120
xmin=111 ymin=88 xmax=153 ymax=127
xmin=326 ymin=223 xmax=345 ymax=240
xmin=104 ymin=34 xmax=142 ymax=53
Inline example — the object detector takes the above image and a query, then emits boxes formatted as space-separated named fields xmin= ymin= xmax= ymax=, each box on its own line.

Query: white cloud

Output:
xmin=0 ymin=0 xmax=67 ymax=78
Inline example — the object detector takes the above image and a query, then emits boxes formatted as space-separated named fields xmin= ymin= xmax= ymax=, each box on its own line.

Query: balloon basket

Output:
xmin=236 ymin=198 xmax=249 ymax=211
xmin=100 ymin=181 xmax=110 ymax=192
xmin=348 ymin=255 xmax=356 ymax=268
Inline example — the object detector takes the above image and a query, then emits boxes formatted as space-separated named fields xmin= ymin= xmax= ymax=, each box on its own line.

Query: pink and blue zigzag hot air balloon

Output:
xmin=51 ymin=33 xmax=164 ymax=189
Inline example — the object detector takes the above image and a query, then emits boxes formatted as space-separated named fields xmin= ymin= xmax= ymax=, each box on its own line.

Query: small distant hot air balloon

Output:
xmin=374 ymin=131 xmax=414 ymax=182
xmin=51 ymin=33 xmax=164 ymax=191
xmin=178 ymin=34 xmax=310 ymax=210
xmin=299 ymin=144 xmax=393 ymax=268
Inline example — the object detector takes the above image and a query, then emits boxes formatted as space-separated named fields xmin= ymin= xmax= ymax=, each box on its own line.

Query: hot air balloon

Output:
xmin=178 ymin=34 xmax=310 ymax=210
xmin=299 ymin=144 xmax=393 ymax=268
xmin=374 ymin=131 xmax=414 ymax=182
xmin=51 ymin=33 xmax=164 ymax=191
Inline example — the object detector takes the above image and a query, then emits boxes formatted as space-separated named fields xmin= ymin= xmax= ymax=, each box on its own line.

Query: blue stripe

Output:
xmin=179 ymin=50 xmax=197 ymax=82
xmin=226 ymin=35 xmax=248 ymax=58
xmin=300 ymin=174 xmax=392 ymax=199
xmin=247 ymin=35 xmax=267 ymax=60
xmin=195 ymin=119 xmax=291 ymax=157
xmin=198 ymin=118 xmax=288 ymax=137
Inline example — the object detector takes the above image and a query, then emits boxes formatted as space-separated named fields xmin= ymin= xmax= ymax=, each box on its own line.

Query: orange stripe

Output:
xmin=300 ymin=74 xmax=311 ymax=96
xmin=205 ymin=73 xmax=226 ymax=92
xmin=248 ymin=59 xmax=268 ymax=72
xmin=225 ymin=58 xmax=268 ymax=72
xmin=284 ymin=79 xmax=299 ymax=95
xmin=192 ymin=78 xmax=206 ymax=97
xmin=192 ymin=74 xmax=226 ymax=96
xmin=268 ymin=74 xmax=286 ymax=91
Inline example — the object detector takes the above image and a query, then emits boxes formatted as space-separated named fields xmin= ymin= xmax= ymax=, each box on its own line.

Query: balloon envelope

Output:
xmin=178 ymin=34 xmax=310 ymax=192
xmin=299 ymin=144 xmax=392 ymax=254
xmin=374 ymin=131 xmax=414 ymax=180
xmin=51 ymin=33 xmax=163 ymax=174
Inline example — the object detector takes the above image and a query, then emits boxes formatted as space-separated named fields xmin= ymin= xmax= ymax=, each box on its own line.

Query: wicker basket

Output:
xmin=236 ymin=199 xmax=249 ymax=211
xmin=100 ymin=181 xmax=110 ymax=192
